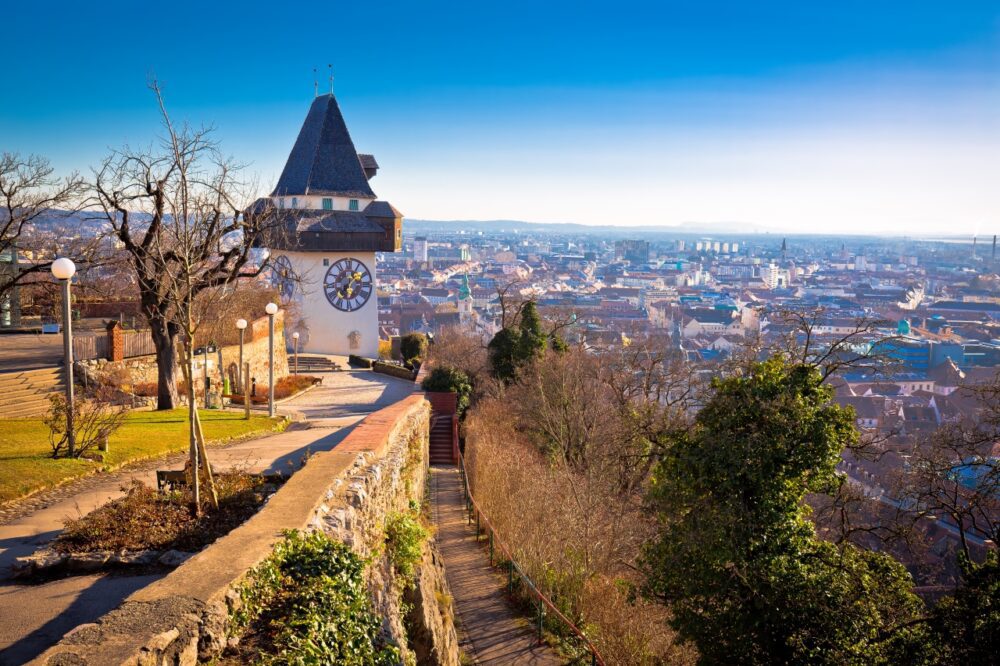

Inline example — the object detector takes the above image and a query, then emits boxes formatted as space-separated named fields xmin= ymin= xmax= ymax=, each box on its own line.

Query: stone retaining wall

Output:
xmin=77 ymin=313 xmax=289 ymax=396
xmin=30 ymin=394 xmax=459 ymax=666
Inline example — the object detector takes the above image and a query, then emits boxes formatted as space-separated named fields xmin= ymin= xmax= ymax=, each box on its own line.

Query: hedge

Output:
xmin=348 ymin=354 xmax=373 ymax=368
xmin=372 ymin=361 xmax=417 ymax=381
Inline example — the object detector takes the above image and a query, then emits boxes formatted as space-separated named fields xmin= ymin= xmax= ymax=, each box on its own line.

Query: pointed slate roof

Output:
xmin=272 ymin=94 xmax=377 ymax=198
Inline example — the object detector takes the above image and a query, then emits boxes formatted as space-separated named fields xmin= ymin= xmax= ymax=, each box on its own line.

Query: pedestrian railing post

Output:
xmin=537 ymin=599 xmax=544 ymax=642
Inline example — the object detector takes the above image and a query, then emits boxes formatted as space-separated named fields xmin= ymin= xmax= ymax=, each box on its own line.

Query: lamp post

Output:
xmin=235 ymin=318 xmax=248 ymax=394
xmin=51 ymin=258 xmax=76 ymax=457
xmin=292 ymin=332 xmax=299 ymax=376
xmin=265 ymin=302 xmax=278 ymax=417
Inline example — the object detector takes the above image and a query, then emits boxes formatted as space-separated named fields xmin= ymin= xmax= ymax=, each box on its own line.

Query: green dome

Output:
xmin=897 ymin=319 xmax=911 ymax=335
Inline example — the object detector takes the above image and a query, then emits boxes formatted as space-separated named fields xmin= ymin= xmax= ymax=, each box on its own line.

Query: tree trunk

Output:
xmin=149 ymin=320 xmax=180 ymax=410
xmin=179 ymin=341 xmax=202 ymax=515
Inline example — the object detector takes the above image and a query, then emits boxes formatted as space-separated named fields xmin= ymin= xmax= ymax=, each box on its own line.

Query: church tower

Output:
xmin=256 ymin=93 xmax=402 ymax=357
xmin=457 ymin=273 xmax=473 ymax=319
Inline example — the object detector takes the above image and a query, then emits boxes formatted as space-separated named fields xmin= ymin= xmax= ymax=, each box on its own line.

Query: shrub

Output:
xmin=233 ymin=529 xmax=399 ymax=665
xmin=400 ymin=333 xmax=428 ymax=366
xmin=378 ymin=339 xmax=393 ymax=360
xmin=273 ymin=374 xmax=319 ymax=399
xmin=384 ymin=511 xmax=429 ymax=584
xmin=44 ymin=387 xmax=129 ymax=459
xmin=349 ymin=354 xmax=373 ymax=368
xmin=132 ymin=382 xmax=158 ymax=397
xmin=228 ymin=375 xmax=319 ymax=403
xmin=421 ymin=366 xmax=473 ymax=415
xmin=372 ymin=361 xmax=417 ymax=381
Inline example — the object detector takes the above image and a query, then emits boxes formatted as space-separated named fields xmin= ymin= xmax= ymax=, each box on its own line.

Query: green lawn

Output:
xmin=0 ymin=409 xmax=286 ymax=503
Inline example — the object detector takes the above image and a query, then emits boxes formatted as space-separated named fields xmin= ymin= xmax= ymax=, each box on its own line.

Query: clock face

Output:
xmin=269 ymin=255 xmax=296 ymax=301
xmin=324 ymin=258 xmax=373 ymax=312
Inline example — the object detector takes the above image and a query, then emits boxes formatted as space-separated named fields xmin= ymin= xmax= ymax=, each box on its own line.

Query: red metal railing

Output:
xmin=457 ymin=450 xmax=606 ymax=666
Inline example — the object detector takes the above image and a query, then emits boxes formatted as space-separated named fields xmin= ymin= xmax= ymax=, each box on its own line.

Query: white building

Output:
xmin=413 ymin=236 xmax=428 ymax=262
xmin=258 ymin=93 xmax=402 ymax=358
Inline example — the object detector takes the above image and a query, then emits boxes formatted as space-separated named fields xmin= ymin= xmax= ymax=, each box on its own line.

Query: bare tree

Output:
xmin=494 ymin=279 xmax=527 ymax=328
xmin=0 ymin=153 xmax=88 ymax=300
xmin=91 ymin=83 xmax=276 ymax=410
xmin=749 ymin=307 xmax=897 ymax=381
xmin=90 ymin=83 xmax=281 ymax=513
xmin=895 ymin=385 xmax=1000 ymax=563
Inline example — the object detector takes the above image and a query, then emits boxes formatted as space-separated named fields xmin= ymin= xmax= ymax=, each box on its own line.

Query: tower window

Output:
xmin=278 ymin=198 xmax=285 ymax=209
xmin=323 ymin=258 xmax=330 ymax=266
xmin=349 ymin=199 xmax=359 ymax=211
xmin=291 ymin=197 xmax=298 ymax=208
xmin=322 ymin=198 xmax=333 ymax=210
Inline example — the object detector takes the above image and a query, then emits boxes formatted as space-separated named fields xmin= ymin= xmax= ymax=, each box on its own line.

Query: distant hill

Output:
xmin=26 ymin=210 xmax=978 ymax=242
xmin=403 ymin=218 xmax=927 ymax=240
xmin=402 ymin=218 xmax=778 ymax=238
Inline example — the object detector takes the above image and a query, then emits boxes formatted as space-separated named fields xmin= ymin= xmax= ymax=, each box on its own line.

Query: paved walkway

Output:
xmin=0 ymin=325 xmax=112 ymax=373
xmin=0 ymin=368 xmax=416 ymax=665
xmin=431 ymin=467 xmax=564 ymax=665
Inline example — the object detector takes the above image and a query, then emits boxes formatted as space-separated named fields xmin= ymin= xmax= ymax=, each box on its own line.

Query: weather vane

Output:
xmin=328 ymin=64 xmax=334 ymax=94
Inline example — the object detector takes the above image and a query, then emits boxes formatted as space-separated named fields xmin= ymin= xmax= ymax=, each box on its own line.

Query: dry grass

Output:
xmin=466 ymin=400 xmax=695 ymax=665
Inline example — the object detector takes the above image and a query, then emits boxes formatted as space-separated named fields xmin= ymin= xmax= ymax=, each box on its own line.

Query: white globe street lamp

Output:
xmin=51 ymin=258 xmax=76 ymax=457
xmin=292 ymin=331 xmax=300 ymax=376
xmin=235 ymin=318 xmax=248 ymax=394
xmin=265 ymin=303 xmax=278 ymax=417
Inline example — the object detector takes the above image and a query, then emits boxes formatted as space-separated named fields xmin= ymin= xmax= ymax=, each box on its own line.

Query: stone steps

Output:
xmin=429 ymin=414 xmax=455 ymax=464
xmin=295 ymin=356 xmax=342 ymax=373
xmin=0 ymin=367 xmax=66 ymax=417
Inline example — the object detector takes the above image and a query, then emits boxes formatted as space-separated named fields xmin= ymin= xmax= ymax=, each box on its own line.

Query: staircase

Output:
xmin=427 ymin=392 xmax=459 ymax=465
xmin=295 ymin=355 xmax=342 ymax=373
xmin=0 ymin=366 xmax=66 ymax=418
xmin=430 ymin=413 xmax=457 ymax=465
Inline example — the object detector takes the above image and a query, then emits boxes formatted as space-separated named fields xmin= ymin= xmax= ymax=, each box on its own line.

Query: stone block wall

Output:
xmin=30 ymin=395 xmax=459 ymax=666
xmin=76 ymin=313 xmax=289 ymax=397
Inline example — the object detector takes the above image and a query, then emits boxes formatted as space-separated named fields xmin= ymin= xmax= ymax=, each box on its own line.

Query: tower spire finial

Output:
xmin=328 ymin=64 xmax=334 ymax=94
xmin=313 ymin=67 xmax=318 ymax=97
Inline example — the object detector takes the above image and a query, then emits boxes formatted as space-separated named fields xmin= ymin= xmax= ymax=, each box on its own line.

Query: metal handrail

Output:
xmin=457 ymin=450 xmax=606 ymax=666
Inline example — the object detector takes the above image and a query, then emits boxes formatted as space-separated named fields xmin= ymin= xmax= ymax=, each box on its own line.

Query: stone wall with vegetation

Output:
xmin=76 ymin=313 xmax=289 ymax=397
xmin=30 ymin=394 xmax=459 ymax=666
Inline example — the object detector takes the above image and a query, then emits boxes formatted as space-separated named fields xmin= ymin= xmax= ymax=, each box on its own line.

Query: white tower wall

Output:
xmin=279 ymin=250 xmax=379 ymax=358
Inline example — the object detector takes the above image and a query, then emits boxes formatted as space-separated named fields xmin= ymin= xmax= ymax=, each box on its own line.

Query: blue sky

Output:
xmin=2 ymin=1 xmax=998 ymax=235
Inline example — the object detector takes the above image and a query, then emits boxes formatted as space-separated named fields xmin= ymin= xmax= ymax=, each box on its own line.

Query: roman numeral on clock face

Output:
xmin=324 ymin=258 xmax=372 ymax=312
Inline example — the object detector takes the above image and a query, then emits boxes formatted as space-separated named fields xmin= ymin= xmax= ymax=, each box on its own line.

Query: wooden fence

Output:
xmin=121 ymin=330 xmax=156 ymax=358
xmin=73 ymin=329 xmax=155 ymax=361
xmin=73 ymin=335 xmax=108 ymax=361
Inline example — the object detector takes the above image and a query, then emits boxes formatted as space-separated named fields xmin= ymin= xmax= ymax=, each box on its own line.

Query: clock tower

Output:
xmin=255 ymin=93 xmax=402 ymax=358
